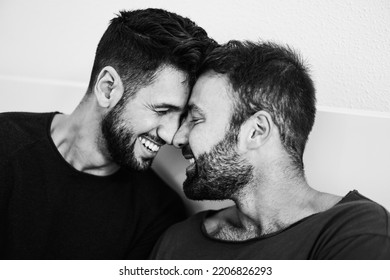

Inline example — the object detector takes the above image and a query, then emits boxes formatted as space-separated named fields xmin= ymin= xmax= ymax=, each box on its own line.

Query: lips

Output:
xmin=138 ymin=136 xmax=161 ymax=153
xmin=182 ymin=146 xmax=196 ymax=168
xmin=185 ymin=158 xmax=196 ymax=176
xmin=182 ymin=152 xmax=195 ymax=163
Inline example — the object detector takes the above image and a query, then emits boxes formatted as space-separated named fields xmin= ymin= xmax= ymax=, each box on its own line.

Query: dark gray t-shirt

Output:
xmin=151 ymin=190 xmax=390 ymax=259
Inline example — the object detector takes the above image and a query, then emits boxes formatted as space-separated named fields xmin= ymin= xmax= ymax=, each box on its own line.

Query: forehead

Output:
xmin=136 ymin=65 xmax=190 ymax=106
xmin=189 ymin=72 xmax=234 ymax=118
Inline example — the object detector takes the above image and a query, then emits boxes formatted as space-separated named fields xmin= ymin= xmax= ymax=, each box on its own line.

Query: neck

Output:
xmin=51 ymin=100 xmax=119 ymax=176
xmin=231 ymin=164 xmax=341 ymax=236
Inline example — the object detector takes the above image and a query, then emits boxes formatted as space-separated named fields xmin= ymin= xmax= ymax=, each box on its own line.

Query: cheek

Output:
xmin=126 ymin=113 xmax=159 ymax=134
xmin=138 ymin=118 xmax=157 ymax=131
xmin=189 ymin=128 xmax=216 ymax=155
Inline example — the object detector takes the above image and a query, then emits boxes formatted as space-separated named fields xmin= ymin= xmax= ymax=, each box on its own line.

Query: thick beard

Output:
xmin=101 ymin=99 xmax=152 ymax=171
xmin=183 ymin=130 xmax=253 ymax=201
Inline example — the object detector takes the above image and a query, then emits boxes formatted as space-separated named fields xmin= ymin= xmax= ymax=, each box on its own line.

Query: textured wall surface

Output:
xmin=0 ymin=0 xmax=389 ymax=113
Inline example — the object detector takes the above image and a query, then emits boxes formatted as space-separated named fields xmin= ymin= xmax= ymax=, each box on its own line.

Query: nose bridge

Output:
xmin=172 ymin=121 xmax=190 ymax=148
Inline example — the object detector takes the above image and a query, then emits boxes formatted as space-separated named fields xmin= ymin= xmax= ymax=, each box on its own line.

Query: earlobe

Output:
xmin=94 ymin=66 xmax=124 ymax=109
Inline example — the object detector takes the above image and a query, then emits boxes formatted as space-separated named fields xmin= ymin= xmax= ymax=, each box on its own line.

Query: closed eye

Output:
xmin=154 ymin=109 xmax=170 ymax=115
xmin=190 ymin=117 xmax=203 ymax=125
xmin=152 ymin=103 xmax=183 ymax=116
xmin=187 ymin=103 xmax=205 ymax=126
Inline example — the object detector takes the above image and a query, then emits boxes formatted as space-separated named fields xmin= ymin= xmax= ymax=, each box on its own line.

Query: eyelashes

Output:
xmin=190 ymin=118 xmax=203 ymax=125
xmin=154 ymin=109 xmax=169 ymax=115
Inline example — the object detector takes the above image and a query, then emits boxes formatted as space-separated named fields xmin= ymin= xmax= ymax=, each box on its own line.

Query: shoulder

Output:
xmin=321 ymin=191 xmax=390 ymax=236
xmin=0 ymin=112 xmax=55 ymax=159
xmin=312 ymin=191 xmax=390 ymax=259
xmin=0 ymin=111 xmax=53 ymax=130
xmin=332 ymin=191 xmax=390 ymax=231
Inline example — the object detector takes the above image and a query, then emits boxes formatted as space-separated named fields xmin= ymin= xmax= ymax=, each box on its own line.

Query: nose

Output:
xmin=156 ymin=116 xmax=182 ymax=145
xmin=172 ymin=120 xmax=190 ymax=149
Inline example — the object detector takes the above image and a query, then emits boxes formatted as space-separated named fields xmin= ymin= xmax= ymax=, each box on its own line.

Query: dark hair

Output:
xmin=199 ymin=41 xmax=316 ymax=171
xmin=87 ymin=8 xmax=216 ymax=96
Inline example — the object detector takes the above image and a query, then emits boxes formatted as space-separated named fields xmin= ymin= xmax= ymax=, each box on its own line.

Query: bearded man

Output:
xmin=151 ymin=41 xmax=390 ymax=259
xmin=0 ymin=8 xmax=215 ymax=259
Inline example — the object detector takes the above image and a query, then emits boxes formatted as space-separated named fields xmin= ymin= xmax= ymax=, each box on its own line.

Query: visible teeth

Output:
xmin=189 ymin=158 xmax=195 ymax=164
xmin=139 ymin=137 xmax=160 ymax=152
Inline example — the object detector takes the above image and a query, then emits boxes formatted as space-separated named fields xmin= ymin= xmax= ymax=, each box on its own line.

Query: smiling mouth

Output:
xmin=185 ymin=157 xmax=196 ymax=175
xmin=182 ymin=146 xmax=196 ymax=167
xmin=184 ymin=155 xmax=196 ymax=168
xmin=138 ymin=136 xmax=161 ymax=153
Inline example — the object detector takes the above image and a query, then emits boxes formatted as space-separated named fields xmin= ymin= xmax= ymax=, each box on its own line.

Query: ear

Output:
xmin=94 ymin=66 xmax=124 ymax=108
xmin=241 ymin=110 xmax=273 ymax=150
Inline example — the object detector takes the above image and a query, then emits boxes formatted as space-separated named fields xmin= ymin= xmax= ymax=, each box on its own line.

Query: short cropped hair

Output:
xmin=87 ymin=8 xmax=216 ymax=96
xmin=199 ymin=41 xmax=316 ymax=171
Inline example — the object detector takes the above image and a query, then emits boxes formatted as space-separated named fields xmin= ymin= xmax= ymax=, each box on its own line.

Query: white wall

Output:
xmin=1 ymin=0 xmax=389 ymax=112
xmin=1 ymin=0 xmax=389 ymax=212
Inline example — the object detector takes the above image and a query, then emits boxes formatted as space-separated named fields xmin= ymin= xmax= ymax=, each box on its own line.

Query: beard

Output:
xmin=183 ymin=130 xmax=253 ymax=201
xmin=101 ymin=98 xmax=152 ymax=171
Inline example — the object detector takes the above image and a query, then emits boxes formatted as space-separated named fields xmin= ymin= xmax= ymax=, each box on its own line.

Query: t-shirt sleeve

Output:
xmin=315 ymin=200 xmax=390 ymax=260
xmin=318 ymin=234 xmax=390 ymax=259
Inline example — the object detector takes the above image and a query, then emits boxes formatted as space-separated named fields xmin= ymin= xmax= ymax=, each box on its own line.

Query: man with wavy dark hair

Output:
xmin=0 ymin=9 xmax=216 ymax=259
xmin=151 ymin=41 xmax=390 ymax=259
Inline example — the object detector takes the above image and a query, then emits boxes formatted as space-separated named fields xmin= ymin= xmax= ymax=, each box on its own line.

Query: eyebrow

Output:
xmin=153 ymin=103 xmax=184 ymax=112
xmin=188 ymin=103 xmax=205 ymax=116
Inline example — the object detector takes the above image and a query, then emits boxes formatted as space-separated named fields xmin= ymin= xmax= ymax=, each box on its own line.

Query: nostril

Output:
xmin=173 ymin=140 xmax=183 ymax=148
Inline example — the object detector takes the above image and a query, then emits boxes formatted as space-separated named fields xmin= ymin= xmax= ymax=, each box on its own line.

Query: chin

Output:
xmin=134 ymin=159 xmax=153 ymax=171
xmin=137 ymin=159 xmax=153 ymax=171
xmin=115 ymin=155 xmax=153 ymax=171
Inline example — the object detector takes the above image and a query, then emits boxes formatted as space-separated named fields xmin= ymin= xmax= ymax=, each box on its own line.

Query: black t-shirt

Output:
xmin=151 ymin=191 xmax=390 ymax=259
xmin=0 ymin=112 xmax=186 ymax=259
